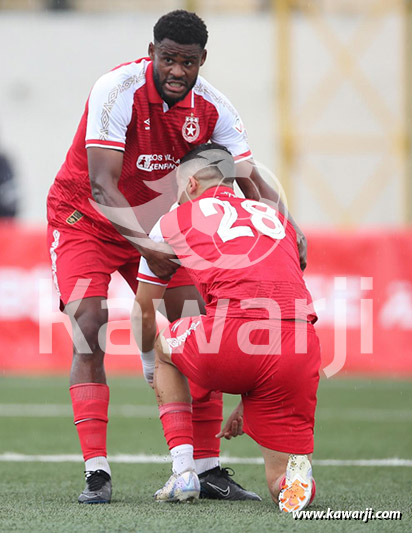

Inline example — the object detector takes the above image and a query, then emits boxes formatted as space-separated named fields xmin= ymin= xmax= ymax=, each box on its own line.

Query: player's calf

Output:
xmin=154 ymin=347 xmax=199 ymax=502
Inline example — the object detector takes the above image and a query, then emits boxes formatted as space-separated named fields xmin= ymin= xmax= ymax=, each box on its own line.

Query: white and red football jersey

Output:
xmin=47 ymin=58 xmax=252 ymax=241
xmin=138 ymin=186 xmax=317 ymax=322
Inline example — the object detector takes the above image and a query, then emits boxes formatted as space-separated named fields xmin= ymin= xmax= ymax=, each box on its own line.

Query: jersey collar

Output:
xmin=146 ymin=61 xmax=194 ymax=109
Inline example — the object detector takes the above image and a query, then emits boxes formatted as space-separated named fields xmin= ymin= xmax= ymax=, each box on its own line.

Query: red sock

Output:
xmin=159 ymin=402 xmax=193 ymax=450
xmin=192 ymin=391 xmax=223 ymax=460
xmin=70 ymin=383 xmax=109 ymax=461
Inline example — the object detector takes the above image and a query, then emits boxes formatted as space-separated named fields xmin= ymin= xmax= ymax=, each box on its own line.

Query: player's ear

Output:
xmin=148 ymin=42 xmax=155 ymax=61
xmin=187 ymin=176 xmax=198 ymax=194
xmin=200 ymin=49 xmax=207 ymax=67
xmin=187 ymin=176 xmax=194 ymax=192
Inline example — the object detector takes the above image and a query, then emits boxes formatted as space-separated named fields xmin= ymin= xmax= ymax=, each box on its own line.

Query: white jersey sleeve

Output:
xmin=86 ymin=61 xmax=147 ymax=151
xmin=137 ymin=218 xmax=169 ymax=287
xmin=194 ymin=77 xmax=252 ymax=163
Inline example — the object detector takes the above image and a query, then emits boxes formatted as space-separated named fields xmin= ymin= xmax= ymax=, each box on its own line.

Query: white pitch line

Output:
xmin=0 ymin=404 xmax=411 ymax=422
xmin=0 ymin=404 xmax=159 ymax=417
xmin=0 ymin=453 xmax=411 ymax=467
xmin=313 ymin=459 xmax=412 ymax=467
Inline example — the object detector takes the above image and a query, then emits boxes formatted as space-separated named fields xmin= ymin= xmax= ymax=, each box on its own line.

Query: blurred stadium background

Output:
xmin=1 ymin=0 xmax=411 ymax=375
xmin=0 ymin=1 xmax=411 ymax=530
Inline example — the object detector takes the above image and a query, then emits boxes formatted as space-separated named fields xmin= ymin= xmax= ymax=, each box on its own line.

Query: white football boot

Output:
xmin=278 ymin=454 xmax=314 ymax=513
xmin=154 ymin=470 xmax=200 ymax=503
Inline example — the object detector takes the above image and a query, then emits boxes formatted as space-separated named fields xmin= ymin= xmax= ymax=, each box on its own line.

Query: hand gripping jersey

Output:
xmin=138 ymin=186 xmax=317 ymax=323
xmin=47 ymin=58 xmax=252 ymax=242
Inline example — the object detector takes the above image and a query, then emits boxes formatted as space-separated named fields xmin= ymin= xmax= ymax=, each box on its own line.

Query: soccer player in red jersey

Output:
xmin=47 ymin=10 xmax=307 ymax=503
xmin=133 ymin=144 xmax=320 ymax=511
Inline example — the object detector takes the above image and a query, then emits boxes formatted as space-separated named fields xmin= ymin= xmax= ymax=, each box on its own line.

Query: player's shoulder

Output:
xmin=91 ymin=57 xmax=149 ymax=95
xmin=151 ymin=208 xmax=181 ymax=240
xmin=159 ymin=201 xmax=190 ymax=236
xmin=194 ymin=75 xmax=238 ymax=117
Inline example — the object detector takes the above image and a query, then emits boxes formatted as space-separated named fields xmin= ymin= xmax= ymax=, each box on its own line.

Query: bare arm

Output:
xmin=131 ymin=281 xmax=167 ymax=385
xmin=88 ymin=147 xmax=129 ymax=212
xmin=235 ymin=159 xmax=307 ymax=271
xmin=88 ymin=147 xmax=178 ymax=278
xmin=132 ymin=281 xmax=166 ymax=353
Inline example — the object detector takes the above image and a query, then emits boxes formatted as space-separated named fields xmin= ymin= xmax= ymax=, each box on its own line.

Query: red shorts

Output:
xmin=162 ymin=315 xmax=321 ymax=454
xmin=47 ymin=225 xmax=192 ymax=307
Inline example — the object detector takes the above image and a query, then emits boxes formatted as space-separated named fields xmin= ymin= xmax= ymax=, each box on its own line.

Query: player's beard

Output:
xmin=152 ymin=68 xmax=197 ymax=107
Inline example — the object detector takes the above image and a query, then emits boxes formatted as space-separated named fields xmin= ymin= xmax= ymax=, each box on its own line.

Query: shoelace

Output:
xmin=219 ymin=467 xmax=245 ymax=489
xmin=84 ymin=470 xmax=110 ymax=491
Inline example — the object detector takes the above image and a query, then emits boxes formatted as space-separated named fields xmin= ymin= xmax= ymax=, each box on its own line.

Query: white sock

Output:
xmin=195 ymin=457 xmax=220 ymax=475
xmin=170 ymin=444 xmax=195 ymax=475
xmin=85 ymin=456 xmax=111 ymax=477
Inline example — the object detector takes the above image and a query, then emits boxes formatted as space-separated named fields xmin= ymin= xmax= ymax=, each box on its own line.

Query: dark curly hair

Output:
xmin=153 ymin=10 xmax=208 ymax=49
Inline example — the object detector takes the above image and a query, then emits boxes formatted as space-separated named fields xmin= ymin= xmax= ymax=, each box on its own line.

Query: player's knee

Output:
xmin=72 ymin=308 xmax=107 ymax=356
xmin=154 ymin=333 xmax=172 ymax=364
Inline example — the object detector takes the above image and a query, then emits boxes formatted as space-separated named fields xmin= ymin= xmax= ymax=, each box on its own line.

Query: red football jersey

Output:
xmin=47 ymin=58 xmax=252 ymax=242
xmin=138 ymin=186 xmax=317 ymax=323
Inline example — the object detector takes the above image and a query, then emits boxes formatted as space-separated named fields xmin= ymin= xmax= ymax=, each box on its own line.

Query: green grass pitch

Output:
xmin=0 ymin=376 xmax=411 ymax=532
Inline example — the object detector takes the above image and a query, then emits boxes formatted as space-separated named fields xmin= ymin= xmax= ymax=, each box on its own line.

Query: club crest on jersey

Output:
xmin=182 ymin=115 xmax=200 ymax=142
